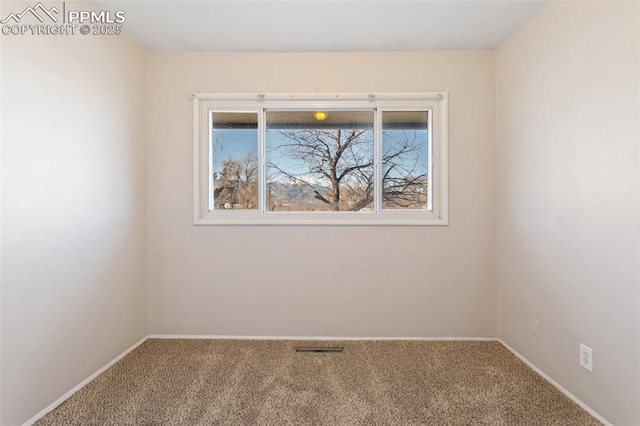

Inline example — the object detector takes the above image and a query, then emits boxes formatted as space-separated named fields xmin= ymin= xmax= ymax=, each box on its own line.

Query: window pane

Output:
xmin=266 ymin=111 xmax=374 ymax=212
xmin=211 ymin=112 xmax=258 ymax=210
xmin=382 ymin=111 xmax=429 ymax=210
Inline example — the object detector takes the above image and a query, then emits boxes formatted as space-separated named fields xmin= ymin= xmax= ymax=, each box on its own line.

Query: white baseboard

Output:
xmin=498 ymin=339 xmax=611 ymax=426
xmin=22 ymin=336 xmax=148 ymax=426
xmin=147 ymin=334 xmax=498 ymax=341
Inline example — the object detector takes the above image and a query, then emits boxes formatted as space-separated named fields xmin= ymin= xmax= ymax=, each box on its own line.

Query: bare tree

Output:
xmin=214 ymin=151 xmax=258 ymax=209
xmin=268 ymin=128 xmax=427 ymax=211
xmin=268 ymin=129 xmax=372 ymax=211
xmin=382 ymin=131 xmax=428 ymax=209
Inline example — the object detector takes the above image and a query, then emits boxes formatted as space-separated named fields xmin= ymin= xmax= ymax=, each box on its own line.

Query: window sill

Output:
xmin=194 ymin=212 xmax=448 ymax=226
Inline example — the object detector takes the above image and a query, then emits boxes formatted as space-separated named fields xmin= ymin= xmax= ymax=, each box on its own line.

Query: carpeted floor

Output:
xmin=37 ymin=339 xmax=600 ymax=425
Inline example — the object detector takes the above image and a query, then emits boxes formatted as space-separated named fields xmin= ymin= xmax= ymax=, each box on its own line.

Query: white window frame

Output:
xmin=193 ymin=93 xmax=448 ymax=225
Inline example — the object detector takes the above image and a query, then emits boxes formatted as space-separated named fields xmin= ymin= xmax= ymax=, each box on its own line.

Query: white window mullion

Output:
xmin=428 ymin=108 xmax=435 ymax=212
xmin=258 ymin=108 xmax=267 ymax=214
xmin=207 ymin=110 xmax=214 ymax=213
xmin=374 ymin=108 xmax=383 ymax=213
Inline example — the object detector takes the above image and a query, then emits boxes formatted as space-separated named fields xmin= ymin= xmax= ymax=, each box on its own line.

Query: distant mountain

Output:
xmin=267 ymin=180 xmax=329 ymax=205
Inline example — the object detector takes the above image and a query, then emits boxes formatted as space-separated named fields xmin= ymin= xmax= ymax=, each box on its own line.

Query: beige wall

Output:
xmin=7 ymin=2 xmax=636 ymax=423
xmin=147 ymin=52 xmax=497 ymax=337
xmin=0 ymin=5 xmax=148 ymax=425
xmin=496 ymin=2 xmax=639 ymax=425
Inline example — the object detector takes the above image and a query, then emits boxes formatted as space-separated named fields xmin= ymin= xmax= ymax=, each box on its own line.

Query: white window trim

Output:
xmin=193 ymin=92 xmax=448 ymax=226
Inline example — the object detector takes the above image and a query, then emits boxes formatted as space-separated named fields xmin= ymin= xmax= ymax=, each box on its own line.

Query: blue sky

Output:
xmin=212 ymin=128 xmax=429 ymax=182
xmin=382 ymin=129 xmax=429 ymax=179
xmin=212 ymin=129 xmax=257 ymax=175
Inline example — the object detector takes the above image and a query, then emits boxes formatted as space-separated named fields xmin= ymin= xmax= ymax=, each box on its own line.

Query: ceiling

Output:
xmin=92 ymin=0 xmax=547 ymax=52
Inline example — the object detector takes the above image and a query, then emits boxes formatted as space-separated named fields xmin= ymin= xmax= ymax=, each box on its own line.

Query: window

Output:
xmin=266 ymin=110 xmax=374 ymax=212
xmin=193 ymin=93 xmax=448 ymax=225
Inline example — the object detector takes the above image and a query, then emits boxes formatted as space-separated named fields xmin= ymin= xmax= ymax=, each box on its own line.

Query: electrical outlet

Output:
xmin=531 ymin=318 xmax=540 ymax=337
xmin=580 ymin=343 xmax=593 ymax=372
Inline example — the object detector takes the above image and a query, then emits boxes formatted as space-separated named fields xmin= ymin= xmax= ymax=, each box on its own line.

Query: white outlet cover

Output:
xmin=580 ymin=343 xmax=593 ymax=372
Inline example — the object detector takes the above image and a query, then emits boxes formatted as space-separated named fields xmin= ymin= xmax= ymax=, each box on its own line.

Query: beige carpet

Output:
xmin=37 ymin=339 xmax=600 ymax=425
